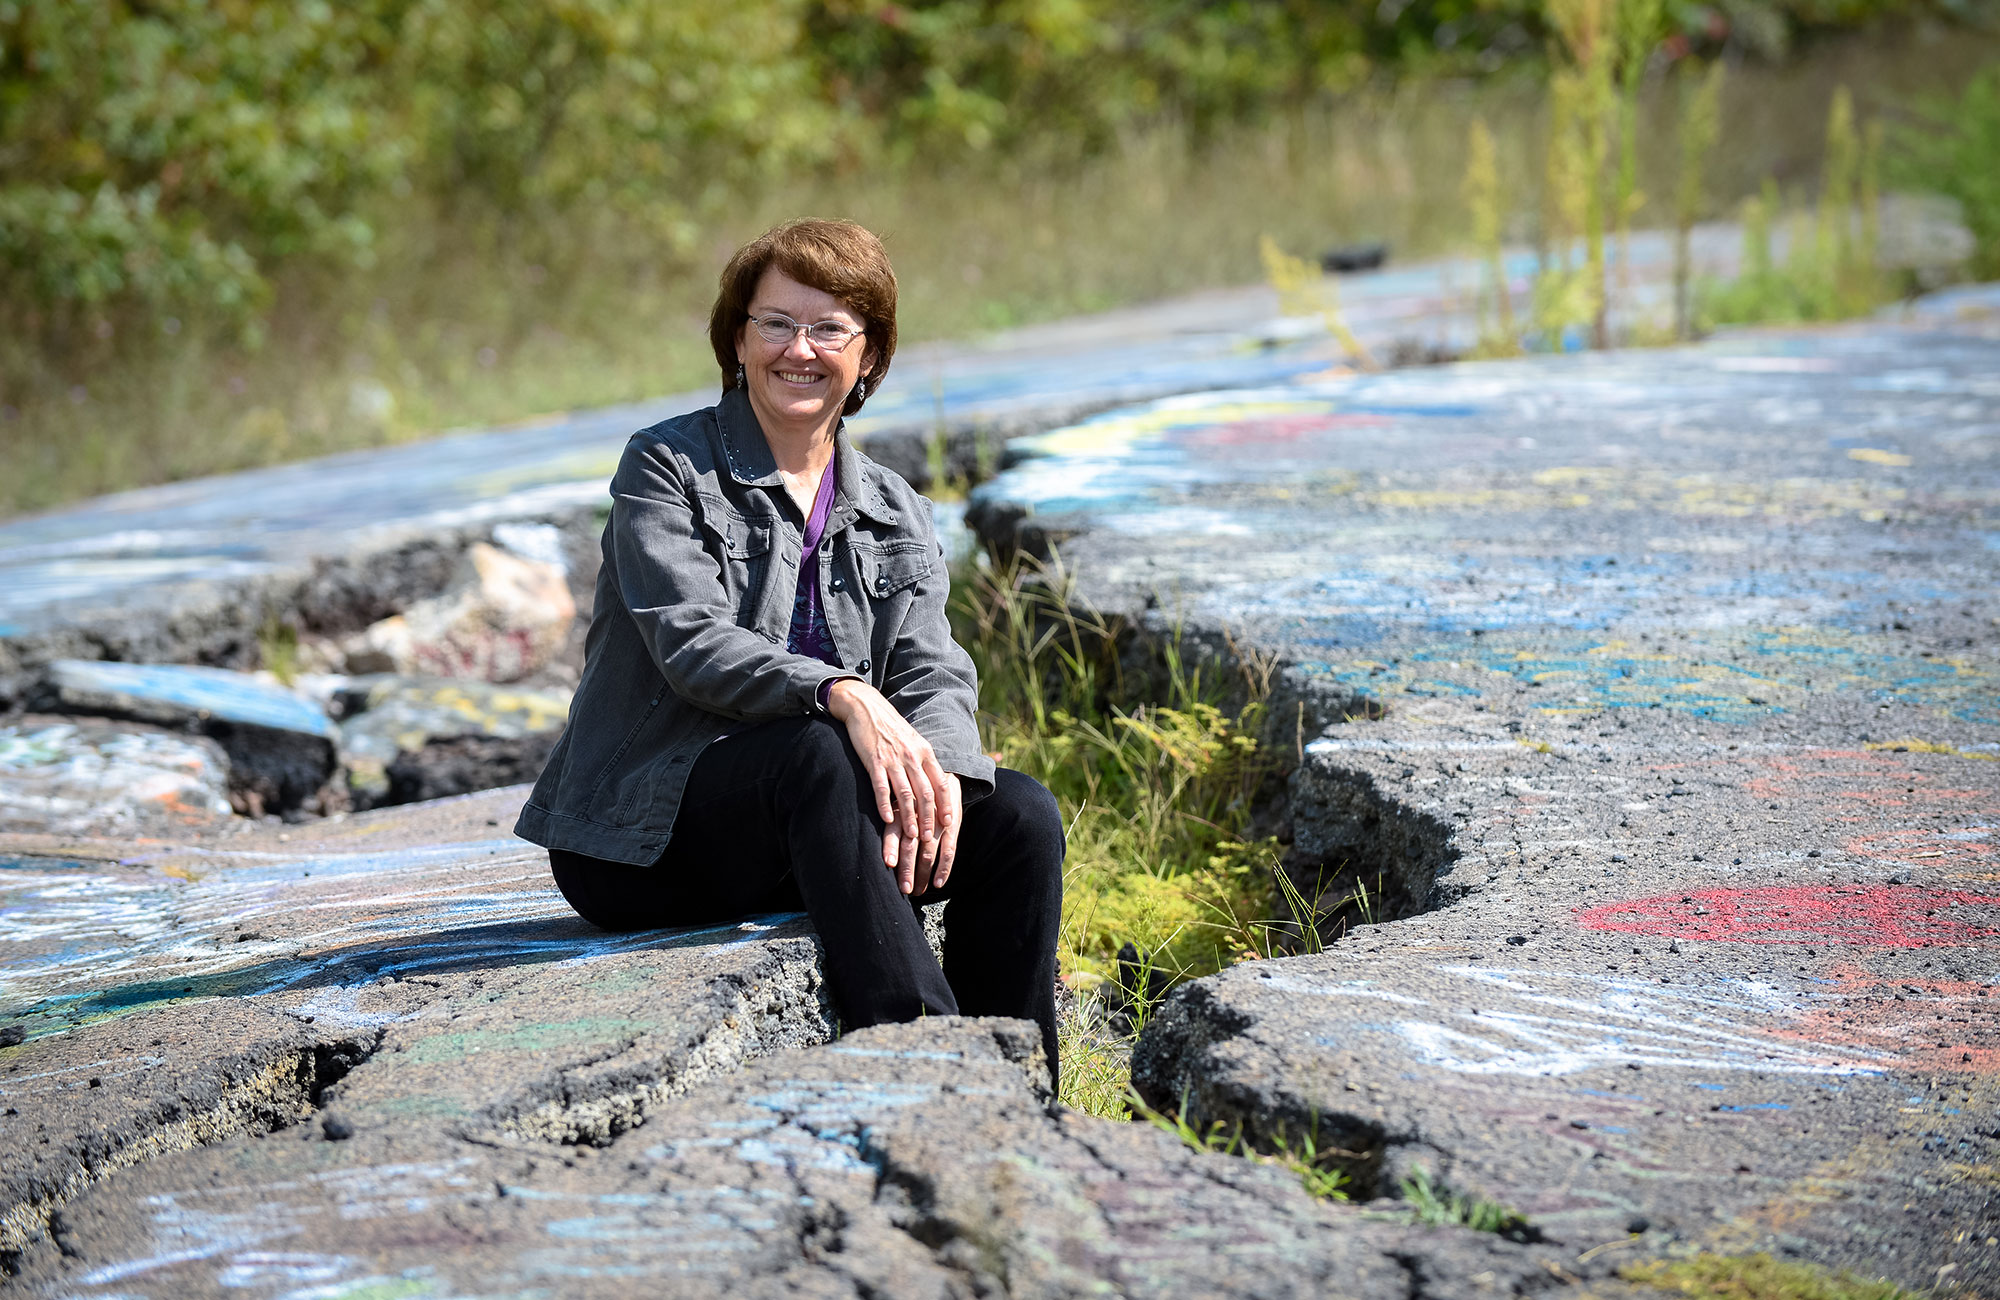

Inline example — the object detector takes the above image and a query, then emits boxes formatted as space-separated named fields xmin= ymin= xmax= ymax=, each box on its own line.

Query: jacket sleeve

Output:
xmin=879 ymin=528 xmax=998 ymax=805
xmin=610 ymin=436 xmax=854 ymax=721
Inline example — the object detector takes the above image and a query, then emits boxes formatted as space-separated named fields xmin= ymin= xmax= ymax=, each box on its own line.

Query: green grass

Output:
xmin=950 ymin=552 xmax=1287 ymax=995
xmin=947 ymin=551 xmax=1292 ymax=1116
xmin=952 ymin=551 xmax=1412 ymax=1124
xmin=8 ymin=20 xmax=1997 ymax=519
xmin=1132 ymin=1088 xmax=1353 ymax=1202
xmin=1399 ymin=1166 xmax=1537 ymax=1239
xmin=1623 ymin=1254 xmax=1922 ymax=1300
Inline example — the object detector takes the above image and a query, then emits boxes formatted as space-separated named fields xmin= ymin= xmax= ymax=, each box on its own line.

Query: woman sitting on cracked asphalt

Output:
xmin=515 ymin=219 xmax=1065 ymax=1079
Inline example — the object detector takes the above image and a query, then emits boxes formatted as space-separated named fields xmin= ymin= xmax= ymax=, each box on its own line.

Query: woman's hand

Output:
xmin=825 ymin=679 xmax=957 ymax=894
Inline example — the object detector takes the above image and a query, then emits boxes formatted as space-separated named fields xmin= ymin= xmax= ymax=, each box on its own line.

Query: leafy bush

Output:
xmin=0 ymin=0 xmax=402 ymax=353
xmin=1890 ymin=61 xmax=2000 ymax=279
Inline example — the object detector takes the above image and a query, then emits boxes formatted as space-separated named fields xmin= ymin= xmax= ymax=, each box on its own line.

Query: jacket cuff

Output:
xmin=809 ymin=670 xmax=862 ymax=718
xmin=933 ymin=749 xmax=998 ymax=805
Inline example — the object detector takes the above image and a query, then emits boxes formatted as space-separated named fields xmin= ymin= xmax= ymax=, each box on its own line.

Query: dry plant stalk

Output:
xmin=1673 ymin=61 xmax=1725 ymax=339
xmin=1463 ymin=120 xmax=1520 ymax=355
xmin=1545 ymin=0 xmax=1614 ymax=348
xmin=1613 ymin=0 xmax=1663 ymax=303
xmin=1258 ymin=235 xmax=1379 ymax=370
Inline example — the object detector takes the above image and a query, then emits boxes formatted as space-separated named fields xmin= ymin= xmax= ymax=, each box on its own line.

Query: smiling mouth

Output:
xmin=776 ymin=370 xmax=823 ymax=386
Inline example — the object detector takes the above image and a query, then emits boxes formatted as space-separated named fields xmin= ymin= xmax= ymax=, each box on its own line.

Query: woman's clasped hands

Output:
xmin=824 ymin=678 xmax=961 ymax=896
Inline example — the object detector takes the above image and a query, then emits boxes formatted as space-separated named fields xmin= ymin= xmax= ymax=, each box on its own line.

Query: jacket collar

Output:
xmin=717 ymin=386 xmax=899 ymax=526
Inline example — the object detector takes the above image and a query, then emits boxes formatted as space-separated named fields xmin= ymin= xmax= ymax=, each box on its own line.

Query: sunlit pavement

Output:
xmin=971 ymin=295 xmax=2000 ymax=1286
xmin=1 ymin=259 xmax=1995 ymax=1294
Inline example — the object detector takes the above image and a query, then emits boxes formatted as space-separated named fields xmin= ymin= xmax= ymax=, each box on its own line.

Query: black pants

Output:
xmin=548 ymin=716 xmax=1065 ymax=1083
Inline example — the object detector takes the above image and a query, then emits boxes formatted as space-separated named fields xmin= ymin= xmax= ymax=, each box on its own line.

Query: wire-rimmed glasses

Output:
xmin=747 ymin=312 xmax=865 ymax=350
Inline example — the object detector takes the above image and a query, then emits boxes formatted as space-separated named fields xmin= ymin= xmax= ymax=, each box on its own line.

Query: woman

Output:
xmin=515 ymin=219 xmax=1065 ymax=1077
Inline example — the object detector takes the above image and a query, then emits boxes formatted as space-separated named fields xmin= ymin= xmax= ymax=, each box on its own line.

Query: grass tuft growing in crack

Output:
xmin=1130 ymin=1089 xmax=1352 ymax=1201
xmin=1622 ymin=1254 xmax=1920 ymax=1300
xmin=949 ymin=551 xmax=1289 ymax=1118
xmin=1399 ymin=1167 xmax=1537 ymax=1240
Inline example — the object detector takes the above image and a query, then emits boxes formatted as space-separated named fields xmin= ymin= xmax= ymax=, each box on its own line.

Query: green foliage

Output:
xmin=257 ymin=613 xmax=301 ymax=686
xmin=1399 ymin=1167 xmax=1535 ymax=1238
xmin=1702 ymin=85 xmax=1889 ymax=326
xmin=1259 ymin=235 xmax=1374 ymax=367
xmin=0 ymin=0 xmax=402 ymax=353
xmin=949 ymin=550 xmax=1291 ymax=1118
xmin=1622 ymin=1253 xmax=1919 ymax=1300
xmin=1132 ymin=1089 xmax=1351 ymax=1201
xmin=1545 ymin=0 xmax=1616 ymax=346
xmin=1056 ymin=997 xmax=1135 ymax=1119
xmin=951 ymin=553 xmax=1284 ymax=993
xmin=1890 ymin=61 xmax=2000 ymax=279
xmin=398 ymin=0 xmax=829 ymax=232
xmin=1613 ymin=0 xmax=1664 ymax=294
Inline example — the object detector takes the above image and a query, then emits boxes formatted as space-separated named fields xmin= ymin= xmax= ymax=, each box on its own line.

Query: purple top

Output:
xmin=787 ymin=451 xmax=841 ymax=667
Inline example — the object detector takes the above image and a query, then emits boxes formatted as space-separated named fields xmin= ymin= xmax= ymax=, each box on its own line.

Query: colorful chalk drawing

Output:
xmin=46 ymin=659 xmax=336 ymax=738
xmin=0 ymin=723 xmax=232 ymax=834
xmin=0 ymin=846 xmax=805 ymax=1043
xmin=1261 ymin=964 xmax=1909 ymax=1076
xmin=53 ymin=1063 xmax=955 ymax=1293
xmin=1279 ymin=623 xmax=2000 ymax=725
xmin=1779 ymin=963 xmax=2000 ymax=1074
xmin=1578 ymin=886 xmax=2000 ymax=947
xmin=69 ymin=1157 xmax=491 ymax=1290
xmin=337 ymin=678 xmax=573 ymax=763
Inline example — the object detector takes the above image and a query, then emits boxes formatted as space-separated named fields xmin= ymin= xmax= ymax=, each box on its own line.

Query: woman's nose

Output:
xmin=783 ymin=329 xmax=817 ymax=360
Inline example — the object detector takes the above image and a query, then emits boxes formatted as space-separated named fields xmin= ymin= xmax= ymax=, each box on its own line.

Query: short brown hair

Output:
xmin=709 ymin=219 xmax=897 ymax=417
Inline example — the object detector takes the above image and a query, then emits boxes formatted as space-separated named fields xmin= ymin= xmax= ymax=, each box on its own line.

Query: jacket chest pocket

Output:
xmin=854 ymin=540 xmax=933 ymax=603
xmin=697 ymin=498 xmax=774 ymax=619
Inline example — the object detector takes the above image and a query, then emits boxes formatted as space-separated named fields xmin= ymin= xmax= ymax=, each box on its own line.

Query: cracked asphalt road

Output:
xmin=3 ymin=277 xmax=1996 ymax=1295
xmin=1 ymin=797 xmax=1600 ymax=1297
xmin=967 ymin=303 xmax=2000 ymax=1289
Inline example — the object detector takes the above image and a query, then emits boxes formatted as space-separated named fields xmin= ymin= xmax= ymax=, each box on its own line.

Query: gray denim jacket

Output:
xmin=514 ymin=386 xmax=994 ymax=865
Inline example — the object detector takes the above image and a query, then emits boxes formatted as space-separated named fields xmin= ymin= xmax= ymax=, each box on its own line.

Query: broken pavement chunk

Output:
xmin=336 ymin=675 xmax=570 ymax=808
xmin=337 ymin=542 xmax=575 ymax=682
xmin=36 ymin=660 xmax=337 ymax=815
xmin=0 ymin=719 xmax=232 ymax=835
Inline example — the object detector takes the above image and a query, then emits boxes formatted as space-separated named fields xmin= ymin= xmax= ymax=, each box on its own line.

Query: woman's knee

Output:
xmin=984 ymin=769 xmax=1066 ymax=864
xmin=774 ymin=717 xmax=877 ymax=824
xmin=783 ymin=717 xmax=862 ymax=778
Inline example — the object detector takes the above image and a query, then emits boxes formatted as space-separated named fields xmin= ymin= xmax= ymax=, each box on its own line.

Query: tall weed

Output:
xmin=949 ymin=553 xmax=1285 ymax=997
xmin=1702 ymin=85 xmax=1889 ymax=325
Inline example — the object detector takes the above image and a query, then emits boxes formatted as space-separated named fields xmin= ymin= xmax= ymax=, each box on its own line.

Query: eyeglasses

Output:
xmin=748 ymin=313 xmax=865 ymax=350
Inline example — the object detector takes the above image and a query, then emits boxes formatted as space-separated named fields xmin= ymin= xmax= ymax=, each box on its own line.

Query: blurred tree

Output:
xmin=0 ymin=0 xmax=406 ymax=358
xmin=398 ymin=0 xmax=833 ymax=242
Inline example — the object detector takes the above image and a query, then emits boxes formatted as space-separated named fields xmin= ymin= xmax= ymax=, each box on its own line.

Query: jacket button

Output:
xmin=874 ymin=576 xmax=889 ymax=594
xmin=857 ymin=658 xmax=870 ymax=673
xmin=830 ymin=576 xmax=845 ymax=592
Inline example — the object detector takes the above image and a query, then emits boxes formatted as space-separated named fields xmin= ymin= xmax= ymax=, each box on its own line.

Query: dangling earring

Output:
xmin=735 ymin=362 xmax=747 ymax=388
xmin=854 ymin=375 xmax=870 ymax=400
